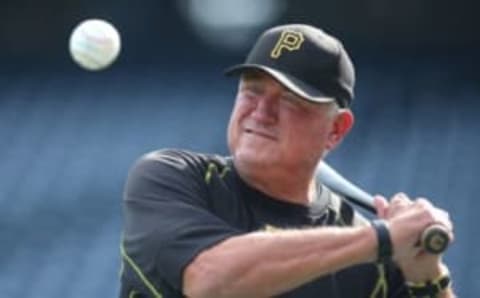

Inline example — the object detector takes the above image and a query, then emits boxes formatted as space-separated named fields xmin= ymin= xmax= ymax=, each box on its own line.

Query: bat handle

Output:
xmin=421 ymin=224 xmax=450 ymax=254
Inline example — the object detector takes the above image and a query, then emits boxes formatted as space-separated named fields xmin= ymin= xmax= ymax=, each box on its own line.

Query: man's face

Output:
xmin=227 ymin=71 xmax=348 ymax=173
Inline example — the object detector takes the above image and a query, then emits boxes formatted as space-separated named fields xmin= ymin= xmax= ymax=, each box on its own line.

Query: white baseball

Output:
xmin=69 ymin=19 xmax=121 ymax=71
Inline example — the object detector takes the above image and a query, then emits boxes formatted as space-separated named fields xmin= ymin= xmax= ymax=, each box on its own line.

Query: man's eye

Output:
xmin=243 ymin=86 xmax=263 ymax=96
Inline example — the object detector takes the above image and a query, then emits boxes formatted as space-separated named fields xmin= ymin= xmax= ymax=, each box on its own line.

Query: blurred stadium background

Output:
xmin=0 ymin=0 xmax=478 ymax=297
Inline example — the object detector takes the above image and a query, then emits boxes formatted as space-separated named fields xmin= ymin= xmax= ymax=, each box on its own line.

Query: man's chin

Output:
xmin=234 ymin=148 xmax=277 ymax=167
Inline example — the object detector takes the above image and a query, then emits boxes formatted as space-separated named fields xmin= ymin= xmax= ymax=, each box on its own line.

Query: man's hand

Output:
xmin=374 ymin=193 xmax=454 ymax=282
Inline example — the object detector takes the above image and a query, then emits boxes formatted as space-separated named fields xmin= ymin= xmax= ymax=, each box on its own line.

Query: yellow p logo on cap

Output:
xmin=270 ymin=30 xmax=305 ymax=59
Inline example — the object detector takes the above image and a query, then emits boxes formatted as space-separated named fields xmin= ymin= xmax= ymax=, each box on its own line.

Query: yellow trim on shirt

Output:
xmin=120 ymin=242 xmax=163 ymax=298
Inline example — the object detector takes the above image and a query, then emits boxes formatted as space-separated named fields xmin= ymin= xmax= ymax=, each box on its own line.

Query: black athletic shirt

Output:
xmin=120 ymin=149 xmax=408 ymax=298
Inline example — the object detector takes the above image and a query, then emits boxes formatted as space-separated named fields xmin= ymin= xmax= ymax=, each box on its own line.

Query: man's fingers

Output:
xmin=391 ymin=192 xmax=412 ymax=205
xmin=413 ymin=198 xmax=455 ymax=247
xmin=415 ymin=198 xmax=453 ymax=231
xmin=432 ymin=209 xmax=454 ymax=241
xmin=374 ymin=195 xmax=389 ymax=218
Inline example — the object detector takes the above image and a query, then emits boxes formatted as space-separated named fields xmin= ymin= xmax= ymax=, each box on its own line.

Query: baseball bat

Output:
xmin=316 ymin=161 xmax=450 ymax=254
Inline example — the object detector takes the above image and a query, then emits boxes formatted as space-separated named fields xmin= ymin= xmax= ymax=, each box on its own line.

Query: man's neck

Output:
xmin=235 ymin=161 xmax=317 ymax=206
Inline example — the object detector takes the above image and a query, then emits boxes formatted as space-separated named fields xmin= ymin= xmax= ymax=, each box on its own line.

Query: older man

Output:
xmin=120 ymin=24 xmax=454 ymax=298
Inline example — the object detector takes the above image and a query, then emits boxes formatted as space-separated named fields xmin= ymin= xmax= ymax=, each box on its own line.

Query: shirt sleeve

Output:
xmin=385 ymin=261 xmax=409 ymax=298
xmin=122 ymin=150 xmax=243 ymax=293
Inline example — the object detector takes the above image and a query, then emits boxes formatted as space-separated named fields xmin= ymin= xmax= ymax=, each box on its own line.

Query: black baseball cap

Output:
xmin=225 ymin=24 xmax=355 ymax=108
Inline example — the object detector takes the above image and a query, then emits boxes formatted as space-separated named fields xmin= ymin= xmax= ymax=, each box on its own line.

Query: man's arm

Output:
xmin=184 ymin=193 xmax=456 ymax=298
xmin=183 ymin=225 xmax=377 ymax=298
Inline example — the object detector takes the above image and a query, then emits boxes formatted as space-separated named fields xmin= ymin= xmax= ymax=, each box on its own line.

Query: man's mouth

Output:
xmin=244 ymin=128 xmax=277 ymax=140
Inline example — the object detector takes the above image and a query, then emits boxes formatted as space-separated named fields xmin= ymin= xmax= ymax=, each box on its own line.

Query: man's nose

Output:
xmin=251 ymin=93 xmax=278 ymax=123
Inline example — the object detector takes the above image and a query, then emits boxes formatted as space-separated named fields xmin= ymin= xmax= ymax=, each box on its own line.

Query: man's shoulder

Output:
xmin=131 ymin=148 xmax=230 ymax=176
xmin=124 ymin=149 xmax=232 ymax=202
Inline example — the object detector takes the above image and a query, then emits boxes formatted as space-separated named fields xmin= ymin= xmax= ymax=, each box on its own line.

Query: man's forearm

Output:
xmin=183 ymin=225 xmax=377 ymax=298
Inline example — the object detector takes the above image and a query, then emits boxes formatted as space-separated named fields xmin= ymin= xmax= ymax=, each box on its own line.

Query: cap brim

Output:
xmin=224 ymin=64 xmax=336 ymax=104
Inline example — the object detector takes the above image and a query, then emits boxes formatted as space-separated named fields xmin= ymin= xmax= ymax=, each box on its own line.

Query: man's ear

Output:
xmin=326 ymin=109 xmax=354 ymax=150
